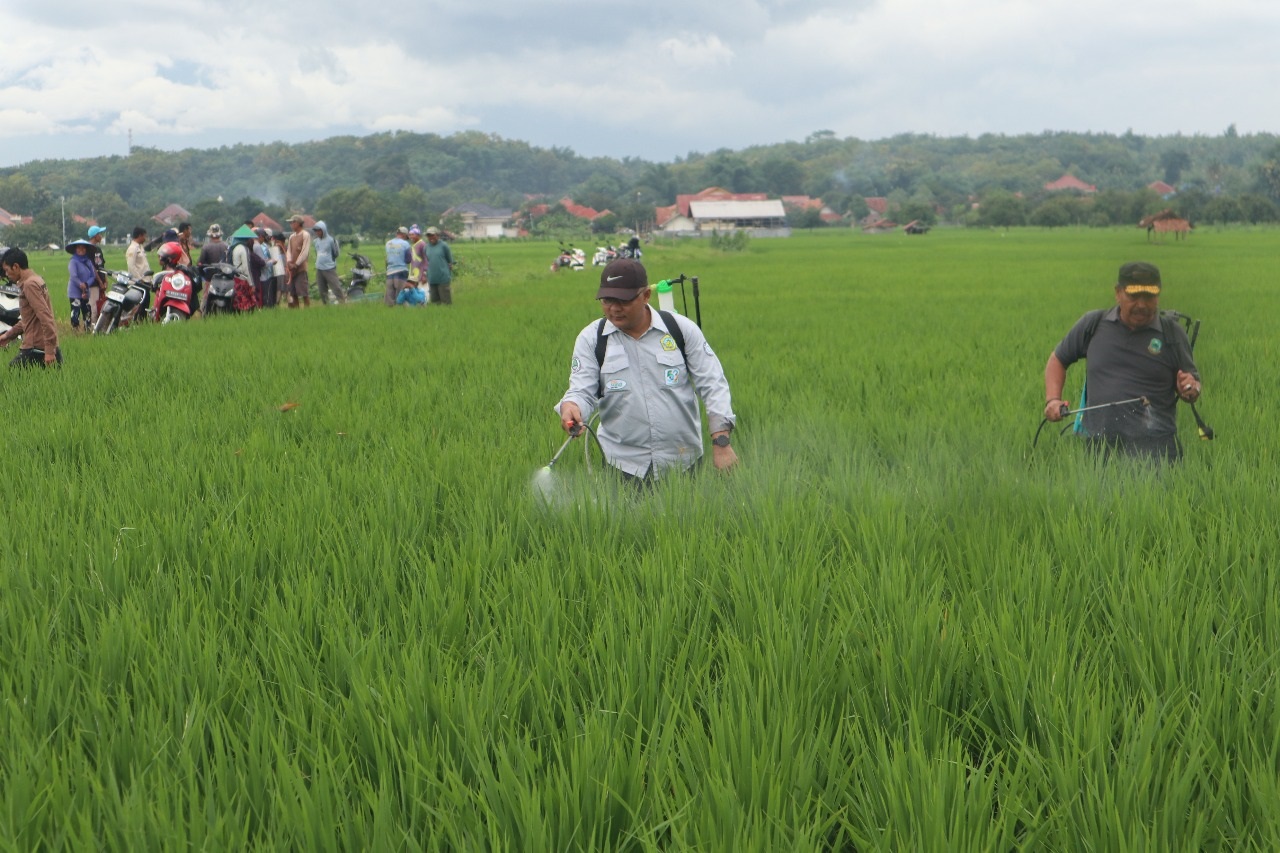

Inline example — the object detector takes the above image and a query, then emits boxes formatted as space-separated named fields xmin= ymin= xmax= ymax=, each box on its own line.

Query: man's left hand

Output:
xmin=1177 ymin=370 xmax=1201 ymax=402
xmin=712 ymin=444 xmax=739 ymax=471
xmin=43 ymin=350 xmax=55 ymax=365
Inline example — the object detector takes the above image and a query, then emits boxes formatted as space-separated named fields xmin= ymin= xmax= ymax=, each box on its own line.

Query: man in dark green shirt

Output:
xmin=1043 ymin=262 xmax=1202 ymax=460
xmin=422 ymin=227 xmax=455 ymax=305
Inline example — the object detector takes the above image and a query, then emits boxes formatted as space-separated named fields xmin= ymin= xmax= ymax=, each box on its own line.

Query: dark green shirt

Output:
xmin=424 ymin=240 xmax=454 ymax=285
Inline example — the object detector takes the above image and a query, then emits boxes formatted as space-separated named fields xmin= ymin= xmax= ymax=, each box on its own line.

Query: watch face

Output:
xmin=712 ymin=435 xmax=730 ymax=447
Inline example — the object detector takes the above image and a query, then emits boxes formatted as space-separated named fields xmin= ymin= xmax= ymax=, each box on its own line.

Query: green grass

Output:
xmin=2 ymin=227 xmax=1279 ymax=849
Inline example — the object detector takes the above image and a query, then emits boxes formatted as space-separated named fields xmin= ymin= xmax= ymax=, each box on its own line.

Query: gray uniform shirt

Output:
xmin=1055 ymin=306 xmax=1199 ymax=438
xmin=557 ymin=308 xmax=735 ymax=477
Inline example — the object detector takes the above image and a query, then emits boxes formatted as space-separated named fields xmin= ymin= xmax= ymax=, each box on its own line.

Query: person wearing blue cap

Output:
xmin=87 ymin=225 xmax=108 ymax=323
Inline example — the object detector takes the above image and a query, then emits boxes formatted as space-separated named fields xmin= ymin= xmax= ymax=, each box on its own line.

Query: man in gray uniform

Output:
xmin=557 ymin=259 xmax=738 ymax=479
xmin=1043 ymin=261 xmax=1202 ymax=460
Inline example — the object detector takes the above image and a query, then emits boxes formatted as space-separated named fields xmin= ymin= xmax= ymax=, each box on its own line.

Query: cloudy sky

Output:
xmin=1 ymin=0 xmax=1277 ymax=167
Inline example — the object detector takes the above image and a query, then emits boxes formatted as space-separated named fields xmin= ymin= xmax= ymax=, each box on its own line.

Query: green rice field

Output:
xmin=2 ymin=227 xmax=1279 ymax=849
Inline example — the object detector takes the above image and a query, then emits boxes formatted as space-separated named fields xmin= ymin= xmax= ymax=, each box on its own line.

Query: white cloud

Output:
xmin=0 ymin=0 xmax=1278 ymax=164
xmin=658 ymin=34 xmax=735 ymax=70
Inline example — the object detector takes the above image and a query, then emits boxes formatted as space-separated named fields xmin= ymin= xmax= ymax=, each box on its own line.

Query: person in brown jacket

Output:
xmin=0 ymin=247 xmax=62 ymax=366
xmin=285 ymin=214 xmax=312 ymax=308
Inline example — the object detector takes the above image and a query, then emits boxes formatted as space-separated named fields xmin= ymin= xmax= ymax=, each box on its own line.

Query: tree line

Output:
xmin=3 ymin=126 xmax=1280 ymax=246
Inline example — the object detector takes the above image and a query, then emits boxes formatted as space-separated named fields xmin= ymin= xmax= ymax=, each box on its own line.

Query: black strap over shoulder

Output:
xmin=594 ymin=318 xmax=608 ymax=397
xmin=594 ymin=310 xmax=689 ymax=398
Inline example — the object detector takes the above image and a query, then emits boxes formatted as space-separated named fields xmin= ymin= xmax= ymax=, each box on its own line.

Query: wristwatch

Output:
xmin=712 ymin=434 xmax=731 ymax=448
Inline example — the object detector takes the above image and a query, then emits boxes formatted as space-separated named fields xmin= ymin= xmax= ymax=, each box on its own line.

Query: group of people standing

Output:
xmin=72 ymin=215 xmax=456 ymax=320
xmin=383 ymin=224 xmax=455 ymax=307
xmin=198 ymin=215 xmax=335 ymax=310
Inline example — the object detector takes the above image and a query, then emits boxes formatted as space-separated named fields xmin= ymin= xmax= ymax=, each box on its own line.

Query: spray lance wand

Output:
xmin=1032 ymin=396 xmax=1150 ymax=450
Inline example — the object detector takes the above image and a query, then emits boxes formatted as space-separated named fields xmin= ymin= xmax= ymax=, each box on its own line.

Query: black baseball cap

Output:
xmin=1118 ymin=262 xmax=1162 ymax=294
xmin=596 ymin=259 xmax=648 ymax=300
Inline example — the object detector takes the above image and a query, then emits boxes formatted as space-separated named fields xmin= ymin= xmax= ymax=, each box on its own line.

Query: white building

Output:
xmin=660 ymin=199 xmax=791 ymax=237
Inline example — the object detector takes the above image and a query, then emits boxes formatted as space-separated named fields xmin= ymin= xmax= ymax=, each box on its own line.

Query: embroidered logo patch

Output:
xmin=1148 ymin=338 xmax=1163 ymax=355
xmin=703 ymin=342 xmax=715 ymax=356
xmin=571 ymin=356 xmax=581 ymax=372
xmin=606 ymin=379 xmax=627 ymax=391
xmin=660 ymin=335 xmax=677 ymax=352
xmin=665 ymin=368 xmax=681 ymax=386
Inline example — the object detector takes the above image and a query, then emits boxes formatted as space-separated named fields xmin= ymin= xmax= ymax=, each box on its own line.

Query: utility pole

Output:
xmin=60 ymin=196 xmax=66 ymax=247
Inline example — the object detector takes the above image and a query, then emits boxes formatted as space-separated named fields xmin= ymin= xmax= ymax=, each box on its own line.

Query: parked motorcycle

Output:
xmin=592 ymin=245 xmax=619 ymax=267
xmin=551 ymin=244 xmax=586 ymax=272
xmin=93 ymin=270 xmax=154 ymax=335
xmin=201 ymin=262 xmax=238 ymax=316
xmin=342 ymin=252 xmax=377 ymax=300
xmin=153 ymin=266 xmax=198 ymax=323
xmin=0 ymin=280 xmax=20 ymax=337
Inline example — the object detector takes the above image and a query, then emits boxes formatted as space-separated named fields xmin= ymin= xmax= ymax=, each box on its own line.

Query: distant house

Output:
xmin=860 ymin=197 xmax=892 ymax=229
xmin=1044 ymin=174 xmax=1097 ymax=193
xmin=657 ymin=188 xmax=790 ymax=237
xmin=252 ymin=212 xmax=283 ymax=233
xmin=1148 ymin=181 xmax=1177 ymax=198
xmin=781 ymin=195 xmax=843 ymax=224
xmin=671 ymin=187 xmax=768 ymax=218
xmin=0 ymin=206 xmax=32 ymax=229
xmin=444 ymin=203 xmax=516 ymax=239
xmin=71 ymin=214 xmax=99 ymax=228
xmin=152 ymin=203 xmax=192 ymax=226
xmin=689 ymin=200 xmax=788 ymax=236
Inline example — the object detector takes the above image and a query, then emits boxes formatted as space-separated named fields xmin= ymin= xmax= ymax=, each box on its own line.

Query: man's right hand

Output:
xmin=1043 ymin=399 xmax=1069 ymax=422
xmin=560 ymin=402 xmax=583 ymax=434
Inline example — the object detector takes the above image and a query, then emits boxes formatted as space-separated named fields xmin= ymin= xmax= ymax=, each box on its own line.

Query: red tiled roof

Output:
xmin=560 ymin=198 xmax=601 ymax=220
xmin=1044 ymin=174 xmax=1097 ymax=193
xmin=152 ymin=203 xmax=192 ymax=225
xmin=1148 ymin=181 xmax=1176 ymax=196
xmin=252 ymin=212 xmax=283 ymax=232
xmin=655 ymin=204 xmax=679 ymax=227
xmin=865 ymin=197 xmax=888 ymax=215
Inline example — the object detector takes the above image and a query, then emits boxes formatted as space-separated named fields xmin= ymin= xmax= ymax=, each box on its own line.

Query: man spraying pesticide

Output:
xmin=1038 ymin=261 xmax=1210 ymax=460
xmin=542 ymin=259 xmax=737 ymax=490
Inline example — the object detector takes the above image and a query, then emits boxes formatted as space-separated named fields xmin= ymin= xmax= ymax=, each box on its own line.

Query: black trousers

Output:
xmin=10 ymin=347 xmax=63 ymax=368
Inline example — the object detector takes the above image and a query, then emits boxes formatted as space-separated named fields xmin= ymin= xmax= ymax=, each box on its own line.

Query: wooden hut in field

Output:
xmin=1139 ymin=209 xmax=1192 ymax=242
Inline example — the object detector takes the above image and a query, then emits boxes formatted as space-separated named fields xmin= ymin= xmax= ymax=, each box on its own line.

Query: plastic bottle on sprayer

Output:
xmin=655 ymin=280 xmax=676 ymax=313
